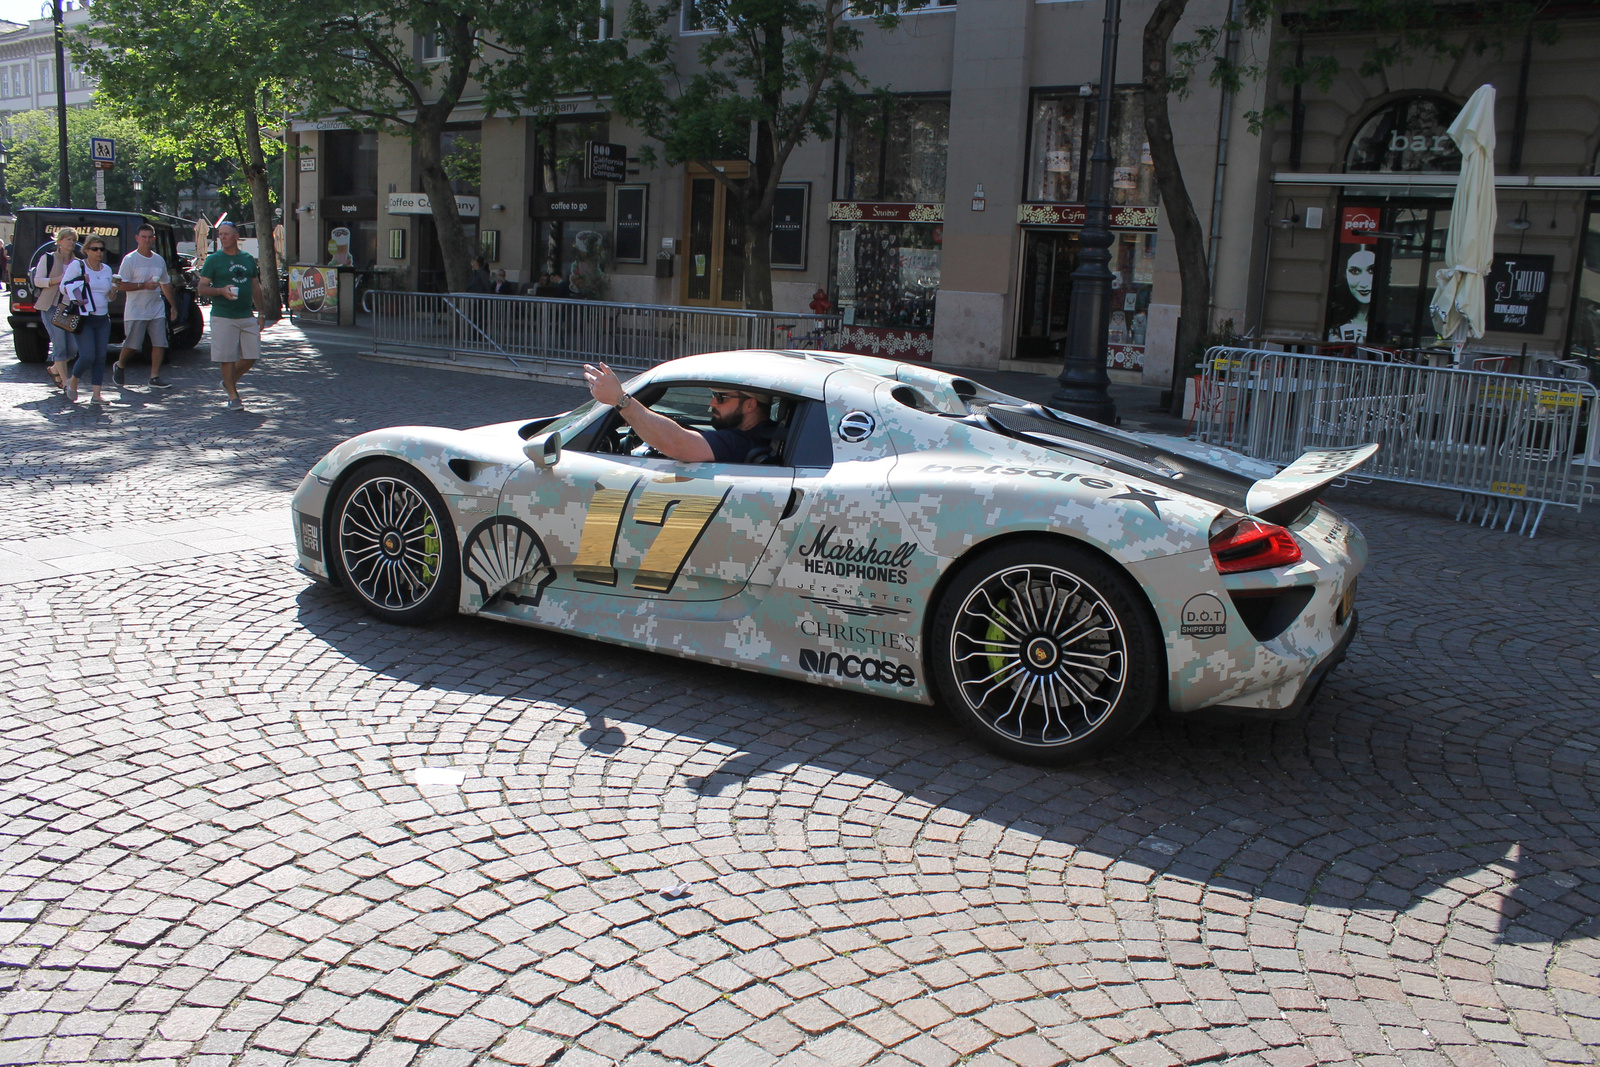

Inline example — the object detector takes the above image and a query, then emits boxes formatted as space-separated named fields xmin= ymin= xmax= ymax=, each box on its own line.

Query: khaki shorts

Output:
xmin=210 ymin=315 xmax=260 ymax=363
xmin=123 ymin=317 xmax=168 ymax=349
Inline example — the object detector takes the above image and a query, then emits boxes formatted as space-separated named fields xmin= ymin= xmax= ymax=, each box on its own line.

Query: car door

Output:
xmin=491 ymin=384 xmax=795 ymax=607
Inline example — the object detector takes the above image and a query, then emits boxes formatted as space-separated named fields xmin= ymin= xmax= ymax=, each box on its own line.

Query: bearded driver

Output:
xmin=582 ymin=362 xmax=776 ymax=464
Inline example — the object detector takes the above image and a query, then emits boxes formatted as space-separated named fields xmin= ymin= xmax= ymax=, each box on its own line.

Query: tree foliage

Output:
xmin=2 ymin=107 xmax=208 ymax=215
xmin=613 ymin=0 xmax=904 ymax=310
xmin=292 ymin=0 xmax=607 ymax=292
xmin=78 ymin=0 xmax=293 ymax=308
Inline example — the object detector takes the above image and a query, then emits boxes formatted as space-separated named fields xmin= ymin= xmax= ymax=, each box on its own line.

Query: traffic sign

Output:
xmin=91 ymin=137 xmax=115 ymax=170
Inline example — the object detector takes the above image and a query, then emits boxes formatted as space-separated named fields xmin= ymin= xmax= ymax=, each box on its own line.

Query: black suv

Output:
xmin=8 ymin=208 xmax=205 ymax=363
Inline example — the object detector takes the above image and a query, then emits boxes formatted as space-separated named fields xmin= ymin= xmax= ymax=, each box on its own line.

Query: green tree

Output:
xmin=1144 ymin=0 xmax=1557 ymax=411
xmin=1 ymin=107 xmax=190 ymax=214
xmin=77 ymin=0 xmax=291 ymax=311
xmin=294 ymin=0 xmax=605 ymax=293
xmin=614 ymin=0 xmax=903 ymax=310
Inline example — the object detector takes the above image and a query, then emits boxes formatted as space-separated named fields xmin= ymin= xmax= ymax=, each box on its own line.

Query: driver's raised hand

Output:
xmin=583 ymin=362 xmax=624 ymax=407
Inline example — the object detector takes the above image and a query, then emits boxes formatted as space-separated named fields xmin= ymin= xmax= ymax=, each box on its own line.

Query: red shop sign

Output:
xmin=1340 ymin=207 xmax=1379 ymax=245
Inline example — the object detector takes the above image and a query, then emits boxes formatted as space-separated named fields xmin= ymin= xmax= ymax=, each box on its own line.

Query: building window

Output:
xmin=1345 ymin=95 xmax=1462 ymax=174
xmin=1026 ymin=87 xmax=1153 ymax=205
xmin=1568 ymin=197 xmax=1600 ymax=359
xmin=680 ymin=0 xmax=729 ymax=33
xmin=836 ymin=95 xmax=949 ymax=203
xmin=439 ymin=126 xmax=481 ymax=196
xmin=418 ymin=32 xmax=445 ymax=61
xmin=324 ymin=130 xmax=378 ymax=197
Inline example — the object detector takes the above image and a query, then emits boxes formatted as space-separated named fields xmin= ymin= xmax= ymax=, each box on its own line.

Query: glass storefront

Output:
xmin=532 ymin=119 xmax=611 ymax=291
xmin=1325 ymin=200 xmax=1451 ymax=348
xmin=1568 ymin=197 xmax=1600 ymax=359
xmin=830 ymin=95 xmax=948 ymax=336
xmin=1015 ymin=227 xmax=1156 ymax=366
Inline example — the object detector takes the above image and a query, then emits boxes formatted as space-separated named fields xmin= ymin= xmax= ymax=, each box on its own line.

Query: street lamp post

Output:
xmin=133 ymin=174 xmax=143 ymax=213
xmin=1051 ymin=0 xmax=1122 ymax=424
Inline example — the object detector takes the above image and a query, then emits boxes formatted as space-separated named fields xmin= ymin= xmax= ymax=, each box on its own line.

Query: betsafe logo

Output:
xmin=798 ymin=647 xmax=916 ymax=687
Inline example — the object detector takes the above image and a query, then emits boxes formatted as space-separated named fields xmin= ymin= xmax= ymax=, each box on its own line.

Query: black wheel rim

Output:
xmin=338 ymin=477 xmax=444 ymax=611
xmin=950 ymin=564 xmax=1128 ymax=746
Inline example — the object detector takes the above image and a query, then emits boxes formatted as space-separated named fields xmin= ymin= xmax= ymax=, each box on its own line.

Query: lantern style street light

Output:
xmin=1051 ymin=0 xmax=1122 ymax=425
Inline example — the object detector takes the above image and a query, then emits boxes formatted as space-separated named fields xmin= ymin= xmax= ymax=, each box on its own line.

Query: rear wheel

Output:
xmin=929 ymin=538 xmax=1162 ymax=763
xmin=330 ymin=460 xmax=460 ymax=624
xmin=14 ymin=322 xmax=48 ymax=363
xmin=169 ymin=297 xmax=204 ymax=351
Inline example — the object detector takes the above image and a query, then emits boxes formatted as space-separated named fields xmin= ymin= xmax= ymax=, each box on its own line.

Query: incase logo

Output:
xmin=798 ymin=526 xmax=917 ymax=584
xmin=798 ymin=647 xmax=916 ymax=687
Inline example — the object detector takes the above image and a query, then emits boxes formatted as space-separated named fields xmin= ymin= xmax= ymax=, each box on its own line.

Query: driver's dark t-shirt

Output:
xmin=699 ymin=420 xmax=777 ymax=464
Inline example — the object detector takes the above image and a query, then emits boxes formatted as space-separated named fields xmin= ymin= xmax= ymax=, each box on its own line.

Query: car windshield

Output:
xmin=541 ymin=399 xmax=602 ymax=443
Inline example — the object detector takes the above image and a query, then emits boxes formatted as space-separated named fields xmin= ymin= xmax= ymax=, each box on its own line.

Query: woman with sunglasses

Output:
xmin=61 ymin=239 xmax=116 ymax=405
xmin=30 ymin=226 xmax=81 ymax=389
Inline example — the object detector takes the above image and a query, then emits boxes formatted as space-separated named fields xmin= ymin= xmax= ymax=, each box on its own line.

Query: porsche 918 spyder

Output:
xmin=291 ymin=351 xmax=1372 ymax=762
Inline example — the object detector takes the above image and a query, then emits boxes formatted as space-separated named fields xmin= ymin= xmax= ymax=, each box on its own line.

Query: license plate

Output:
xmin=1336 ymin=580 xmax=1357 ymax=626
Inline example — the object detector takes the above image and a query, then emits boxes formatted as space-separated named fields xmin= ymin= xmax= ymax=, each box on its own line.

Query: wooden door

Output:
xmin=681 ymin=164 xmax=748 ymax=308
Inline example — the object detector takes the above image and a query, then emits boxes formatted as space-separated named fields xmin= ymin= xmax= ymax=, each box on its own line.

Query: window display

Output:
xmin=1567 ymin=198 xmax=1600 ymax=358
xmin=1026 ymin=88 xmax=1154 ymax=206
xmin=833 ymin=222 xmax=940 ymax=329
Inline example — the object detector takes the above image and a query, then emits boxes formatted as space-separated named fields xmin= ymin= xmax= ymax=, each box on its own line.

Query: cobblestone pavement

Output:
xmin=1 ymin=328 xmax=1597 ymax=1067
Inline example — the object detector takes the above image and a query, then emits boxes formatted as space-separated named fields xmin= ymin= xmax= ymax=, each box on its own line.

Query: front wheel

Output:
xmin=330 ymin=460 xmax=460 ymax=624
xmin=929 ymin=539 xmax=1162 ymax=763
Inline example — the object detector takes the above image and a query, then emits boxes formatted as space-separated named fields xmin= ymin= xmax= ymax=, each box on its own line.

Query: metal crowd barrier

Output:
xmin=364 ymin=290 xmax=841 ymax=374
xmin=1193 ymin=346 xmax=1597 ymax=536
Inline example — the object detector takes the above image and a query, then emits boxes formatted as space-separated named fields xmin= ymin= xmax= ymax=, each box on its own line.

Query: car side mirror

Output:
xmin=524 ymin=430 xmax=561 ymax=467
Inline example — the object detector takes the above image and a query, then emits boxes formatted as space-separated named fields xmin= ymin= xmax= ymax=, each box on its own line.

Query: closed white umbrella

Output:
xmin=1430 ymin=84 xmax=1498 ymax=361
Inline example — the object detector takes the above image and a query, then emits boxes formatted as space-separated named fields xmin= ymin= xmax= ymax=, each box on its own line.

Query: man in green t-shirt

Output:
xmin=197 ymin=221 xmax=278 ymax=411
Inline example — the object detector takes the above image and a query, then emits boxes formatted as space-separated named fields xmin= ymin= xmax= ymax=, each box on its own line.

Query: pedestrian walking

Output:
xmin=111 ymin=223 xmax=179 ymax=389
xmin=30 ymin=226 xmax=81 ymax=390
xmin=196 ymin=221 xmax=276 ymax=411
xmin=466 ymin=255 xmax=492 ymax=293
xmin=60 ymin=238 xmax=116 ymax=406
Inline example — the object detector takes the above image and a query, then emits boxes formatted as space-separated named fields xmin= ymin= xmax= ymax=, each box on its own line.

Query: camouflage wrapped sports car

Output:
xmin=291 ymin=351 xmax=1373 ymax=762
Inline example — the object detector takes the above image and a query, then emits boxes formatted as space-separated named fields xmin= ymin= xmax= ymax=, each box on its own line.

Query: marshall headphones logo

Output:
xmin=798 ymin=526 xmax=917 ymax=584
xmin=798 ymin=647 xmax=916 ymax=687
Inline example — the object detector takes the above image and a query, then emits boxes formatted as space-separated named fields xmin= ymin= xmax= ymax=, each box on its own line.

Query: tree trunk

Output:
xmin=741 ymin=189 xmax=774 ymax=312
xmin=241 ymin=93 xmax=282 ymax=317
xmin=415 ymin=113 xmax=472 ymax=294
xmin=1143 ymin=0 xmax=1212 ymax=416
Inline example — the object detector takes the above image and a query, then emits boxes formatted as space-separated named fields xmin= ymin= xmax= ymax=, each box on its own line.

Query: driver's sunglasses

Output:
xmin=710 ymin=391 xmax=751 ymax=404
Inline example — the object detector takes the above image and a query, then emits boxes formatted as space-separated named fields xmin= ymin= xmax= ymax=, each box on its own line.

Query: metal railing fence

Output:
xmin=364 ymin=290 xmax=842 ymax=373
xmin=1193 ymin=346 xmax=1596 ymax=536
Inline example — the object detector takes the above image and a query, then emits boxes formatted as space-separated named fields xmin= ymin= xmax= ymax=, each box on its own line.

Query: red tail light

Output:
xmin=1210 ymin=519 xmax=1303 ymax=573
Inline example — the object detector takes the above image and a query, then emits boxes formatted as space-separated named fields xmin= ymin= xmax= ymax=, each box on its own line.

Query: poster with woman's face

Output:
xmin=1328 ymin=247 xmax=1375 ymax=342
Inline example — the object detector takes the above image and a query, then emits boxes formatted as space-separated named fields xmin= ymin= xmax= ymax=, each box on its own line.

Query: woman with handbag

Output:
xmin=31 ymin=227 xmax=81 ymax=389
xmin=60 ymin=238 xmax=115 ymax=405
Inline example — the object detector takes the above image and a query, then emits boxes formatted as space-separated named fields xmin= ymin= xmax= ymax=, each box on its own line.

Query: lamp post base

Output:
xmin=1048 ymin=382 xmax=1117 ymax=424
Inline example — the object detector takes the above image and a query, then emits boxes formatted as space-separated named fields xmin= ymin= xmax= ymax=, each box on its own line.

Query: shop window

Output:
xmin=1026 ymin=88 xmax=1154 ymax=206
xmin=1567 ymin=198 xmax=1600 ymax=358
xmin=533 ymin=119 xmax=612 ymax=288
xmin=833 ymin=223 xmax=940 ymax=329
xmin=1345 ymin=96 xmax=1462 ymax=174
xmin=1325 ymin=201 xmax=1450 ymax=347
xmin=836 ymin=96 xmax=949 ymax=203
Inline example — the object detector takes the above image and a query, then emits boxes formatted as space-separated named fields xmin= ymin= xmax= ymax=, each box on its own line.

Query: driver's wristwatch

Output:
xmin=615 ymin=391 xmax=634 ymax=412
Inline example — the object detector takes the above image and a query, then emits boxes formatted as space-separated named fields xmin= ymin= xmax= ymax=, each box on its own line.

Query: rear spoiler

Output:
xmin=1247 ymin=444 xmax=1379 ymax=525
